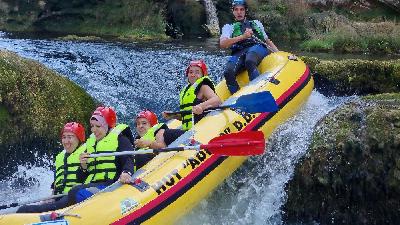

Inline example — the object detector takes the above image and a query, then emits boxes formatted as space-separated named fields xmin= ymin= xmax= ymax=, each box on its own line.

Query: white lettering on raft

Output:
xmin=151 ymin=149 xmax=212 ymax=195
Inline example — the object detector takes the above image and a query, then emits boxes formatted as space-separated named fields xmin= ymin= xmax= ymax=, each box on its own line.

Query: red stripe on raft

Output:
xmin=112 ymin=65 xmax=310 ymax=225
xmin=243 ymin=66 xmax=310 ymax=132
xmin=112 ymin=154 xmax=221 ymax=225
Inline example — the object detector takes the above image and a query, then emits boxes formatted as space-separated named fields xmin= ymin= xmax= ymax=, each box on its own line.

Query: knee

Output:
xmin=244 ymin=58 xmax=257 ymax=69
xmin=223 ymin=63 xmax=236 ymax=78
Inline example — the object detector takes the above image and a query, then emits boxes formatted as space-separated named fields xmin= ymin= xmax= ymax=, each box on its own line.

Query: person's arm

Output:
xmin=162 ymin=111 xmax=182 ymax=121
xmin=193 ymin=85 xmax=222 ymax=115
xmin=220 ymin=24 xmax=253 ymax=49
xmin=76 ymin=166 xmax=89 ymax=182
xmin=255 ymin=20 xmax=279 ymax=52
xmin=77 ymin=152 xmax=90 ymax=182
xmin=152 ymin=129 xmax=167 ymax=149
xmin=137 ymin=129 xmax=168 ymax=149
xmin=117 ymin=135 xmax=135 ymax=183
xmin=265 ymin=38 xmax=278 ymax=52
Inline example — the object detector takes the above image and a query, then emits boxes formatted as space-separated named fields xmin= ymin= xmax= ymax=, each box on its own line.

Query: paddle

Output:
xmin=0 ymin=193 xmax=67 ymax=210
xmin=166 ymin=91 xmax=278 ymax=116
xmin=250 ymin=35 xmax=281 ymax=85
xmin=88 ymin=131 xmax=266 ymax=157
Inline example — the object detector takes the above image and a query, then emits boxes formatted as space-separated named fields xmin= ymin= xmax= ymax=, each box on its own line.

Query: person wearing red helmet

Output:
xmin=68 ymin=106 xmax=135 ymax=204
xmin=162 ymin=60 xmax=221 ymax=131
xmin=55 ymin=122 xmax=87 ymax=194
xmin=220 ymin=0 xmax=279 ymax=94
xmin=17 ymin=122 xmax=87 ymax=213
xmin=133 ymin=110 xmax=169 ymax=169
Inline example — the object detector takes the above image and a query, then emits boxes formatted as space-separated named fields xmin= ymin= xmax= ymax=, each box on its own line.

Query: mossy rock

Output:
xmin=283 ymin=93 xmax=400 ymax=224
xmin=0 ymin=49 xmax=96 ymax=176
xmin=301 ymin=56 xmax=400 ymax=96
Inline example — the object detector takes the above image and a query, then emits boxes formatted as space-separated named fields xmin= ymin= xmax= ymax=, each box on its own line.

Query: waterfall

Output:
xmin=202 ymin=0 xmax=220 ymax=36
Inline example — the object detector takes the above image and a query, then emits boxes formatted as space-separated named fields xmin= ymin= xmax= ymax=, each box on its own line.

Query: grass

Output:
xmin=301 ymin=23 xmax=400 ymax=54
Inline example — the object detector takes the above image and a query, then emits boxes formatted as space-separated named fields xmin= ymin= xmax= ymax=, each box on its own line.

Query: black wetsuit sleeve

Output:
xmin=115 ymin=135 xmax=135 ymax=178
xmin=163 ymin=129 xmax=186 ymax=146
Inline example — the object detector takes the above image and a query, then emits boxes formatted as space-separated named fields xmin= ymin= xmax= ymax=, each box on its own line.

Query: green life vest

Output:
xmin=141 ymin=123 xmax=165 ymax=142
xmin=231 ymin=20 xmax=265 ymax=52
xmin=179 ymin=76 xmax=215 ymax=131
xmin=84 ymin=124 xmax=128 ymax=184
xmin=54 ymin=144 xmax=87 ymax=194
xmin=133 ymin=123 xmax=165 ymax=171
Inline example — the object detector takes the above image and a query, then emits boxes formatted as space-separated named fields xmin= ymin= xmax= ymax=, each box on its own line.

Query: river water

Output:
xmin=0 ymin=32 xmax=349 ymax=224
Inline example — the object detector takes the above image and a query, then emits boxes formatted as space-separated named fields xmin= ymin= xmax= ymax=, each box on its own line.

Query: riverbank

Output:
xmin=1 ymin=0 xmax=400 ymax=49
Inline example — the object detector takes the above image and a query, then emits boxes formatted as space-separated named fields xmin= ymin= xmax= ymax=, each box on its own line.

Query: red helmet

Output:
xmin=185 ymin=60 xmax=208 ymax=77
xmin=136 ymin=110 xmax=158 ymax=127
xmin=92 ymin=106 xmax=117 ymax=128
xmin=61 ymin=122 xmax=85 ymax=142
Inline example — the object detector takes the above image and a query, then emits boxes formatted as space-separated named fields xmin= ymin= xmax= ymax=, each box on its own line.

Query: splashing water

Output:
xmin=0 ymin=33 xmax=351 ymax=223
xmin=0 ymin=154 xmax=53 ymax=209
xmin=177 ymin=91 xmax=350 ymax=225
xmin=0 ymin=32 xmax=227 ymax=123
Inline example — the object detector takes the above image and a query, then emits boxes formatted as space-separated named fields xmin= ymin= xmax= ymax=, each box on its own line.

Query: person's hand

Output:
xmin=119 ymin=171 xmax=132 ymax=184
xmin=192 ymin=105 xmax=203 ymax=115
xmin=162 ymin=111 xmax=173 ymax=120
xmin=243 ymin=28 xmax=253 ymax=39
xmin=134 ymin=138 xmax=152 ymax=148
xmin=79 ymin=152 xmax=90 ymax=170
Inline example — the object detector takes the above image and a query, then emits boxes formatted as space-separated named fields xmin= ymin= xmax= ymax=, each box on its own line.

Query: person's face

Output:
xmin=62 ymin=131 xmax=80 ymax=153
xmin=90 ymin=119 xmax=108 ymax=141
xmin=232 ymin=5 xmax=246 ymax=21
xmin=136 ymin=118 xmax=151 ymax=137
xmin=187 ymin=66 xmax=203 ymax=84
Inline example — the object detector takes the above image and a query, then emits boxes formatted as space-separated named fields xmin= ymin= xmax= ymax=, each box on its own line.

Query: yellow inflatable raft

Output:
xmin=0 ymin=51 xmax=313 ymax=225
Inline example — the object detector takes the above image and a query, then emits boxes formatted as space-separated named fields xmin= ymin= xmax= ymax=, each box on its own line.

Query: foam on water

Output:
xmin=0 ymin=36 xmax=227 ymax=124
xmin=0 ymin=34 xmax=350 ymax=223
xmin=177 ymin=91 xmax=351 ymax=225
xmin=0 ymin=154 xmax=53 ymax=212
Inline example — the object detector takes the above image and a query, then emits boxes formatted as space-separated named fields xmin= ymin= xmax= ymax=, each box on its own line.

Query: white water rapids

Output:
xmin=0 ymin=32 xmax=349 ymax=224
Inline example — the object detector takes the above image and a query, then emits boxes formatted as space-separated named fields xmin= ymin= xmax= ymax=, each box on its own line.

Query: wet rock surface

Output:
xmin=302 ymin=56 xmax=400 ymax=96
xmin=284 ymin=93 xmax=400 ymax=225
xmin=0 ymin=49 xmax=96 ymax=178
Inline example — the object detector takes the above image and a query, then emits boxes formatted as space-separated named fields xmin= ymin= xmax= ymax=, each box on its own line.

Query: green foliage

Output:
xmin=0 ymin=105 xmax=10 ymax=127
xmin=336 ymin=4 xmax=400 ymax=22
xmin=312 ymin=58 xmax=400 ymax=95
xmin=255 ymin=0 xmax=311 ymax=40
xmin=300 ymin=38 xmax=333 ymax=52
xmin=301 ymin=31 xmax=400 ymax=54
xmin=0 ymin=0 xmax=168 ymax=40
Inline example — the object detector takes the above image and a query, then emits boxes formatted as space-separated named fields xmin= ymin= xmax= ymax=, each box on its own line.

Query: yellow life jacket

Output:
xmin=133 ymin=123 xmax=166 ymax=171
xmin=85 ymin=124 xmax=128 ymax=183
xmin=179 ymin=76 xmax=215 ymax=131
xmin=141 ymin=123 xmax=165 ymax=142
xmin=54 ymin=144 xmax=87 ymax=194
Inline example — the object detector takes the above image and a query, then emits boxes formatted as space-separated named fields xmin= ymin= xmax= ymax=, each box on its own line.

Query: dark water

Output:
xmin=0 ymin=31 xmax=350 ymax=224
